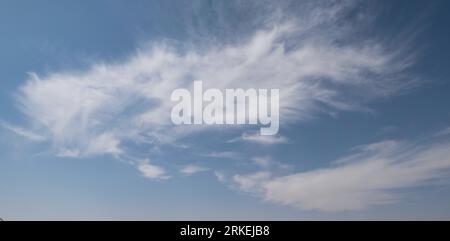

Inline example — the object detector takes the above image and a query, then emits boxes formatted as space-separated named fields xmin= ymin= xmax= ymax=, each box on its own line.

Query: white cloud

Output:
xmin=252 ymin=157 xmax=272 ymax=168
xmin=14 ymin=1 xmax=413 ymax=179
xmin=233 ymin=171 xmax=272 ymax=193
xmin=137 ymin=160 xmax=170 ymax=180
xmin=202 ymin=151 xmax=241 ymax=160
xmin=0 ymin=121 xmax=46 ymax=142
xmin=180 ymin=164 xmax=209 ymax=176
xmin=228 ymin=131 xmax=289 ymax=145
xmin=251 ymin=156 xmax=290 ymax=169
xmin=85 ymin=133 xmax=122 ymax=156
xmin=233 ymin=139 xmax=450 ymax=212
xmin=214 ymin=171 xmax=227 ymax=183
xmin=56 ymin=149 xmax=80 ymax=158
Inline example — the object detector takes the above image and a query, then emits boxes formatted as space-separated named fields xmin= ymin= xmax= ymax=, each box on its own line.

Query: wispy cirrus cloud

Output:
xmin=137 ymin=160 xmax=170 ymax=180
xmin=14 ymin=1 xmax=415 ymax=184
xmin=251 ymin=156 xmax=290 ymax=169
xmin=56 ymin=149 xmax=80 ymax=158
xmin=0 ymin=120 xmax=46 ymax=142
xmin=180 ymin=164 xmax=209 ymax=176
xmin=201 ymin=151 xmax=242 ymax=160
xmin=232 ymin=138 xmax=450 ymax=212
xmin=228 ymin=131 xmax=289 ymax=145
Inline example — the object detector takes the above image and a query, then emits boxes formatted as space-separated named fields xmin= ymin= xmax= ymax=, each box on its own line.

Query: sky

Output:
xmin=1 ymin=0 xmax=450 ymax=220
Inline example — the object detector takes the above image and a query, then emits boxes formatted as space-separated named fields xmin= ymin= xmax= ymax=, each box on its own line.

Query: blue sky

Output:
xmin=1 ymin=0 xmax=450 ymax=220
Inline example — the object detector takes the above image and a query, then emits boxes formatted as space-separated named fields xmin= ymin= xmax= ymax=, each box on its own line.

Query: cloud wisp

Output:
xmin=232 ymin=138 xmax=450 ymax=212
xmin=228 ymin=131 xmax=289 ymax=145
xmin=137 ymin=160 xmax=170 ymax=180
xmin=180 ymin=164 xmax=209 ymax=176
xmin=0 ymin=121 xmax=46 ymax=142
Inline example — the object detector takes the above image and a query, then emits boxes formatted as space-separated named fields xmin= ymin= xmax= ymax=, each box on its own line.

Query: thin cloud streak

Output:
xmin=228 ymin=131 xmax=289 ymax=145
xmin=233 ymin=139 xmax=450 ymax=212
xmin=180 ymin=164 xmax=209 ymax=176
xmin=0 ymin=121 xmax=46 ymax=142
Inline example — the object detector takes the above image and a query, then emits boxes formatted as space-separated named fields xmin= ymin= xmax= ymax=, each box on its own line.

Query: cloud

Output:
xmin=0 ymin=121 xmax=46 ymax=142
xmin=180 ymin=164 xmax=209 ymax=176
xmin=85 ymin=133 xmax=122 ymax=156
xmin=251 ymin=156 xmax=290 ymax=169
xmin=137 ymin=160 xmax=170 ymax=180
xmin=233 ymin=139 xmax=450 ymax=212
xmin=202 ymin=151 xmax=242 ymax=160
xmin=435 ymin=127 xmax=450 ymax=137
xmin=56 ymin=149 xmax=80 ymax=158
xmin=214 ymin=171 xmax=227 ymax=183
xmin=228 ymin=131 xmax=289 ymax=145
xmin=233 ymin=171 xmax=272 ymax=193
xmin=14 ymin=1 xmax=414 ymax=179
xmin=252 ymin=157 xmax=272 ymax=168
